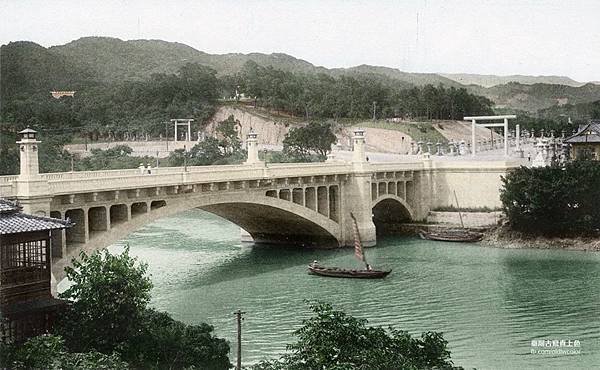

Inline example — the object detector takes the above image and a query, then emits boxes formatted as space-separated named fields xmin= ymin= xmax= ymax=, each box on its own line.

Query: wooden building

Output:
xmin=564 ymin=120 xmax=600 ymax=160
xmin=0 ymin=199 xmax=71 ymax=343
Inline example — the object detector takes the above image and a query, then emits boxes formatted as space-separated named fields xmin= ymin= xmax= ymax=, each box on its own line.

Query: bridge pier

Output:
xmin=342 ymin=172 xmax=377 ymax=247
xmin=341 ymin=129 xmax=376 ymax=247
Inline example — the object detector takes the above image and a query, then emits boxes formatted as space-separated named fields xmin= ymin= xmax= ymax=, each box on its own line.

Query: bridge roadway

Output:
xmin=1 ymin=128 xmax=517 ymax=284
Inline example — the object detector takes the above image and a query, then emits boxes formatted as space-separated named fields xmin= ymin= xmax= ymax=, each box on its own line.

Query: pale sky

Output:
xmin=2 ymin=0 xmax=599 ymax=82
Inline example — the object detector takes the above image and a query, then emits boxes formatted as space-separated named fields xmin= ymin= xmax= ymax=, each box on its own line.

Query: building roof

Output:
xmin=1 ymin=297 xmax=67 ymax=316
xmin=564 ymin=121 xmax=600 ymax=144
xmin=0 ymin=199 xmax=18 ymax=213
xmin=18 ymin=127 xmax=37 ymax=135
xmin=0 ymin=199 xmax=71 ymax=235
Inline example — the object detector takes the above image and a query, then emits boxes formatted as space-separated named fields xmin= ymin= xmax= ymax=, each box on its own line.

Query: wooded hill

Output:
xmin=3 ymin=37 xmax=600 ymax=113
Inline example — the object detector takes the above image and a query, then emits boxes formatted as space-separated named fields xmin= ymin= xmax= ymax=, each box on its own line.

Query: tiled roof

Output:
xmin=0 ymin=199 xmax=71 ymax=235
xmin=18 ymin=128 xmax=37 ymax=135
xmin=1 ymin=297 xmax=67 ymax=316
xmin=0 ymin=199 xmax=20 ymax=213
xmin=564 ymin=122 xmax=600 ymax=144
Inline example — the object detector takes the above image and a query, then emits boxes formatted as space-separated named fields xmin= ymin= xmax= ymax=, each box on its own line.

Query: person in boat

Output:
xmin=365 ymin=263 xmax=372 ymax=271
xmin=310 ymin=260 xmax=320 ymax=268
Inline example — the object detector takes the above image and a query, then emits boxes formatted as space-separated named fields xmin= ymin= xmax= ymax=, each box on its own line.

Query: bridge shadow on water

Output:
xmin=179 ymin=242 xmax=356 ymax=289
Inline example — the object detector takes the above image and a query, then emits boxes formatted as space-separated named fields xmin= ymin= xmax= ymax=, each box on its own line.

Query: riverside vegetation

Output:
xmin=488 ymin=159 xmax=600 ymax=250
xmin=0 ymin=248 xmax=460 ymax=370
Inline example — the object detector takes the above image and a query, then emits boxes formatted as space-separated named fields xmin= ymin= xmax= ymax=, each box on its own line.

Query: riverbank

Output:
xmin=481 ymin=226 xmax=600 ymax=252
xmin=383 ymin=223 xmax=600 ymax=252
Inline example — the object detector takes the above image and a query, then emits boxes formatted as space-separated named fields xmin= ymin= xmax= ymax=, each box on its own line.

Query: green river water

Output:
xmin=103 ymin=209 xmax=599 ymax=369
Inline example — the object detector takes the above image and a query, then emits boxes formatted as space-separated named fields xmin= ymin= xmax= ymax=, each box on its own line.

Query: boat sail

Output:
xmin=307 ymin=213 xmax=391 ymax=279
xmin=351 ymin=212 xmax=370 ymax=270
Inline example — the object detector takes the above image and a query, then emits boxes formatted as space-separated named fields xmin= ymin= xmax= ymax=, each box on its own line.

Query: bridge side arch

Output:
xmin=371 ymin=195 xmax=414 ymax=234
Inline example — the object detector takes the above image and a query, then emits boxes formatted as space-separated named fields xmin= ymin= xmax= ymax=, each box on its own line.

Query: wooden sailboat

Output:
xmin=308 ymin=213 xmax=391 ymax=279
xmin=419 ymin=191 xmax=484 ymax=243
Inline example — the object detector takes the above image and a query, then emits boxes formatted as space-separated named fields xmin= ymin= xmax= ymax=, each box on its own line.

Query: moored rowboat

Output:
xmin=308 ymin=264 xmax=391 ymax=279
xmin=419 ymin=229 xmax=484 ymax=242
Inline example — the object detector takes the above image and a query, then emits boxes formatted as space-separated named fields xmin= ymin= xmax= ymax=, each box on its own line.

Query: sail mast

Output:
xmin=350 ymin=212 xmax=369 ymax=269
xmin=453 ymin=190 xmax=465 ymax=229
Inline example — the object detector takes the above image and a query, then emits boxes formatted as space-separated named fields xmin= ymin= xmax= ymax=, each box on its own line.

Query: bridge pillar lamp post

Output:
xmin=245 ymin=131 xmax=263 ymax=166
xmin=17 ymin=128 xmax=41 ymax=180
xmin=351 ymin=129 xmax=367 ymax=164
xmin=15 ymin=128 xmax=50 ymax=214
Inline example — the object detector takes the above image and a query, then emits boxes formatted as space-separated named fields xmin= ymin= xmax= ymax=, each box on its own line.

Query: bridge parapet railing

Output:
xmin=266 ymin=163 xmax=353 ymax=177
xmin=0 ymin=175 xmax=19 ymax=183
xmin=0 ymin=175 xmax=18 ymax=197
xmin=40 ymin=167 xmax=186 ymax=181
xmin=45 ymin=163 xmax=356 ymax=195
xmin=370 ymin=162 xmax=424 ymax=172
xmin=3 ymin=161 xmax=430 ymax=197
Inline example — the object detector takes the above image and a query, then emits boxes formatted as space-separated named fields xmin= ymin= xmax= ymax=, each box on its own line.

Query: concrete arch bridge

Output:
xmin=0 ymin=129 xmax=516 ymax=282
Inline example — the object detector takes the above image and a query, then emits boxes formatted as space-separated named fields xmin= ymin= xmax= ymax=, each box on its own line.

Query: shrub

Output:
xmin=0 ymin=334 xmax=128 ymax=370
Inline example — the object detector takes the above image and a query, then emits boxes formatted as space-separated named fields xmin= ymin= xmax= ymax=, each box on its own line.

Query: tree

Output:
xmin=55 ymin=247 xmax=232 ymax=369
xmin=216 ymin=115 xmax=242 ymax=155
xmin=125 ymin=309 xmax=230 ymax=370
xmin=500 ymin=160 xmax=600 ymax=236
xmin=253 ymin=302 xmax=458 ymax=370
xmin=57 ymin=247 xmax=153 ymax=353
xmin=283 ymin=121 xmax=337 ymax=161
xmin=190 ymin=136 xmax=225 ymax=165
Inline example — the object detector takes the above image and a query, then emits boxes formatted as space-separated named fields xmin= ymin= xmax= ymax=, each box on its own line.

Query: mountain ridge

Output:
xmin=441 ymin=73 xmax=588 ymax=88
xmin=4 ymin=36 xmax=600 ymax=113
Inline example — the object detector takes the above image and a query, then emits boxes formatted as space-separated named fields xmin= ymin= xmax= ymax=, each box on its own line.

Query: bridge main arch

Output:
xmin=52 ymin=192 xmax=341 ymax=281
xmin=197 ymin=195 xmax=341 ymax=247
xmin=371 ymin=195 xmax=414 ymax=235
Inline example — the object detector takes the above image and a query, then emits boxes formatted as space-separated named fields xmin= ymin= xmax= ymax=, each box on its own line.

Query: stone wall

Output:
xmin=427 ymin=211 xmax=503 ymax=227
xmin=425 ymin=160 xmax=517 ymax=210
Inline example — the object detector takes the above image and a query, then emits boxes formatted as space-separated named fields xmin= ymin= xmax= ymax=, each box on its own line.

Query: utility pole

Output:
xmin=234 ymin=310 xmax=246 ymax=370
xmin=183 ymin=145 xmax=187 ymax=172
xmin=165 ymin=121 xmax=169 ymax=151
xmin=372 ymin=101 xmax=377 ymax=121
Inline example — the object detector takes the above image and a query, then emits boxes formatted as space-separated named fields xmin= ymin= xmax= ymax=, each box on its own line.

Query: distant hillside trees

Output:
xmin=237 ymin=61 xmax=494 ymax=120
xmin=1 ymin=54 xmax=220 ymax=143
xmin=73 ymin=62 xmax=219 ymax=141
xmin=537 ymin=100 xmax=600 ymax=123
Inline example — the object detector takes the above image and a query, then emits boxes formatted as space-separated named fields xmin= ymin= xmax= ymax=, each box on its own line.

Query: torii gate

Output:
xmin=464 ymin=115 xmax=517 ymax=157
xmin=171 ymin=118 xmax=194 ymax=141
